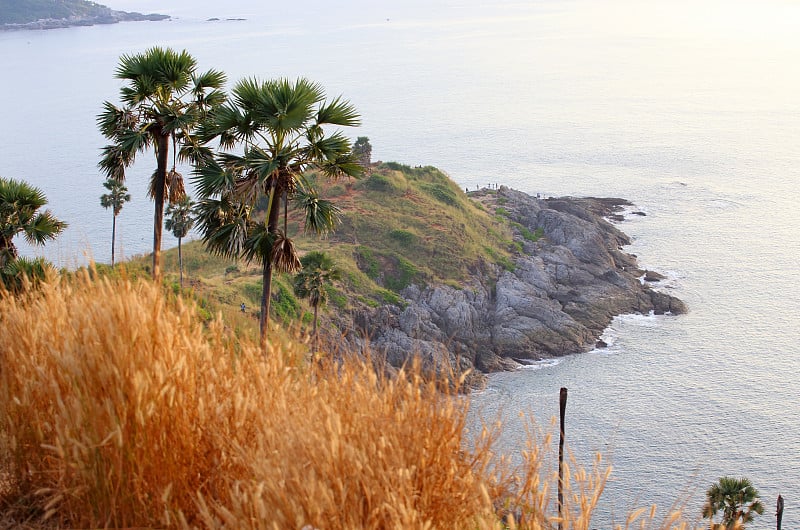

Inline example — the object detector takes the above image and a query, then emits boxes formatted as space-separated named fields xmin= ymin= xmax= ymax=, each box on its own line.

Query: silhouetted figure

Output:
xmin=777 ymin=494 xmax=783 ymax=530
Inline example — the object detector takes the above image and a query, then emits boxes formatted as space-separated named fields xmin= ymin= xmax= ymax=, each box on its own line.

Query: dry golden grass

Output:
xmin=0 ymin=272 xmax=694 ymax=529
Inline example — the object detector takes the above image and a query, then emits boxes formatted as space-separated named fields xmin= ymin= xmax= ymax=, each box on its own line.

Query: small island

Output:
xmin=0 ymin=0 xmax=169 ymax=31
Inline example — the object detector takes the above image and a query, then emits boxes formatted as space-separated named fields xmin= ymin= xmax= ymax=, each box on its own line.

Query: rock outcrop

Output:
xmin=329 ymin=187 xmax=686 ymax=378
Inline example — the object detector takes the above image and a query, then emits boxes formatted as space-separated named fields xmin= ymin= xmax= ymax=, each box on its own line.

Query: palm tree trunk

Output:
xmin=178 ymin=236 xmax=183 ymax=287
xmin=259 ymin=179 xmax=284 ymax=351
xmin=152 ymin=130 xmax=169 ymax=280
xmin=260 ymin=259 xmax=272 ymax=351
xmin=111 ymin=211 xmax=117 ymax=267
xmin=312 ymin=302 xmax=319 ymax=355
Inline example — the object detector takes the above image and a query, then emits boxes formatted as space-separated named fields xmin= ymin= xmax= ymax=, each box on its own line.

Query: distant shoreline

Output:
xmin=1 ymin=11 xmax=169 ymax=32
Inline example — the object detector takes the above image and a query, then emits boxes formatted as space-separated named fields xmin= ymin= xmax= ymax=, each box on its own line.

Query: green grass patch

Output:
xmin=388 ymin=229 xmax=417 ymax=245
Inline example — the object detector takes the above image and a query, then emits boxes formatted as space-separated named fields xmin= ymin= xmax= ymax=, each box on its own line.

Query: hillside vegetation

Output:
xmin=310 ymin=162 xmax=515 ymax=297
xmin=127 ymin=162 xmax=516 ymax=344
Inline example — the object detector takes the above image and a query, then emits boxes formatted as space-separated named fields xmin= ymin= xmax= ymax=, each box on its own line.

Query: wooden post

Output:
xmin=777 ymin=494 xmax=783 ymax=530
xmin=558 ymin=387 xmax=567 ymax=530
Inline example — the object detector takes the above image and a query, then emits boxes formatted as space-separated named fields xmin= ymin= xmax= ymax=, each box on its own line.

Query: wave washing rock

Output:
xmin=330 ymin=187 xmax=686 ymax=383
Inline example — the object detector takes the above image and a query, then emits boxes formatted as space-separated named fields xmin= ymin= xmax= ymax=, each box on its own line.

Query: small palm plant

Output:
xmin=293 ymin=251 xmax=341 ymax=355
xmin=702 ymin=476 xmax=764 ymax=529
xmin=99 ymin=178 xmax=131 ymax=266
xmin=0 ymin=177 xmax=66 ymax=292
xmin=164 ymin=196 xmax=195 ymax=287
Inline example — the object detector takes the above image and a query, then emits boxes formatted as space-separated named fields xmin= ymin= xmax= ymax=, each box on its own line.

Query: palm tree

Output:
xmin=0 ymin=177 xmax=66 ymax=291
xmin=0 ymin=177 xmax=66 ymax=268
xmin=164 ymin=196 xmax=195 ymax=287
xmin=293 ymin=251 xmax=341 ymax=355
xmin=702 ymin=476 xmax=764 ymax=529
xmin=99 ymin=178 xmax=131 ymax=266
xmin=194 ymin=77 xmax=362 ymax=348
xmin=353 ymin=136 xmax=372 ymax=169
xmin=97 ymin=47 xmax=226 ymax=280
xmin=1 ymin=256 xmax=54 ymax=294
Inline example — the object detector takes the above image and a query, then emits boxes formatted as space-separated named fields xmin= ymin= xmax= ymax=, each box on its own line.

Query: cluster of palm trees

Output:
xmin=97 ymin=46 xmax=363 ymax=348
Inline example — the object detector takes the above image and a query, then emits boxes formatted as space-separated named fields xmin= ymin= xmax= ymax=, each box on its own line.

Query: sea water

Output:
xmin=1 ymin=0 xmax=799 ymax=527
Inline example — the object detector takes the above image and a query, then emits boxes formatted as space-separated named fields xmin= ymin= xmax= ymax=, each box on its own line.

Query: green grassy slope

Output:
xmin=128 ymin=162 xmax=517 ymax=340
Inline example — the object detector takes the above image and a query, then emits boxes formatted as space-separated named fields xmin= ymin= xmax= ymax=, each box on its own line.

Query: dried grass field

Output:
xmin=0 ymin=272 xmax=690 ymax=529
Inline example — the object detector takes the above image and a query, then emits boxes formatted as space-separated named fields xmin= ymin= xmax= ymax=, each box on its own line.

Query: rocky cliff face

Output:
xmin=328 ymin=187 xmax=686 ymax=379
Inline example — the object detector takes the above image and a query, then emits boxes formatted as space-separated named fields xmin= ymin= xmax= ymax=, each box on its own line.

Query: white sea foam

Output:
xmin=516 ymin=358 xmax=562 ymax=370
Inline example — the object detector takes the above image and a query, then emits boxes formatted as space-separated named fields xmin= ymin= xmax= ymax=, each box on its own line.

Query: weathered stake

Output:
xmin=776 ymin=494 xmax=783 ymax=530
xmin=558 ymin=387 xmax=568 ymax=530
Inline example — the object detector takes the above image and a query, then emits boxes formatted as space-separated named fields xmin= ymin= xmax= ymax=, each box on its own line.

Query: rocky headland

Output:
xmin=0 ymin=0 xmax=168 ymax=31
xmin=328 ymin=186 xmax=686 ymax=380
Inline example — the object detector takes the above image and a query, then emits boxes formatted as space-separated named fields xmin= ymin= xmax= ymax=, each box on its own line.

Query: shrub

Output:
xmin=485 ymin=246 xmax=516 ymax=272
xmin=271 ymin=280 xmax=301 ymax=322
xmin=385 ymin=256 xmax=419 ymax=292
xmin=355 ymin=246 xmax=380 ymax=280
xmin=421 ymin=182 xmax=460 ymax=208
xmin=326 ymin=285 xmax=349 ymax=309
xmin=389 ymin=229 xmax=417 ymax=245
xmin=363 ymin=174 xmax=397 ymax=193
xmin=377 ymin=288 xmax=405 ymax=307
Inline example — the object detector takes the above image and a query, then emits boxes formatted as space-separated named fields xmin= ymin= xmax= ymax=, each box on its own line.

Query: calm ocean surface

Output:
xmin=2 ymin=0 xmax=799 ymax=526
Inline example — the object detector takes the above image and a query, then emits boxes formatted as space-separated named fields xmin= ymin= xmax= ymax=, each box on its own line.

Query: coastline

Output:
xmin=328 ymin=187 xmax=687 ymax=381
xmin=1 ymin=11 xmax=169 ymax=32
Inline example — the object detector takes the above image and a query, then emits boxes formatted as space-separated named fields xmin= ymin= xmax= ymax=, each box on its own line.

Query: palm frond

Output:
xmin=241 ymin=222 xmax=273 ymax=264
xmin=303 ymin=131 xmax=351 ymax=162
xmin=152 ymin=47 xmax=196 ymax=93
xmin=192 ymin=157 xmax=237 ymax=198
xmin=147 ymin=170 xmax=159 ymax=201
xmin=177 ymin=135 xmax=214 ymax=166
xmin=232 ymin=77 xmax=265 ymax=113
xmin=194 ymin=197 xmax=251 ymax=260
xmin=97 ymin=101 xmax=137 ymax=139
xmin=316 ymin=95 xmax=361 ymax=127
xmin=316 ymin=151 xmax=365 ymax=180
xmin=23 ymin=210 xmax=67 ymax=246
xmin=293 ymin=186 xmax=341 ymax=235
xmin=244 ymin=146 xmax=281 ymax=182
xmin=192 ymin=68 xmax=226 ymax=91
xmin=0 ymin=256 xmax=53 ymax=294
xmin=118 ymin=127 xmax=152 ymax=155
xmin=162 ymin=106 xmax=199 ymax=136
xmin=166 ymin=169 xmax=187 ymax=204
xmin=98 ymin=144 xmax=134 ymax=181
xmin=269 ymin=231 xmax=301 ymax=274
xmin=0 ymin=177 xmax=48 ymax=209
xmin=249 ymin=78 xmax=323 ymax=133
